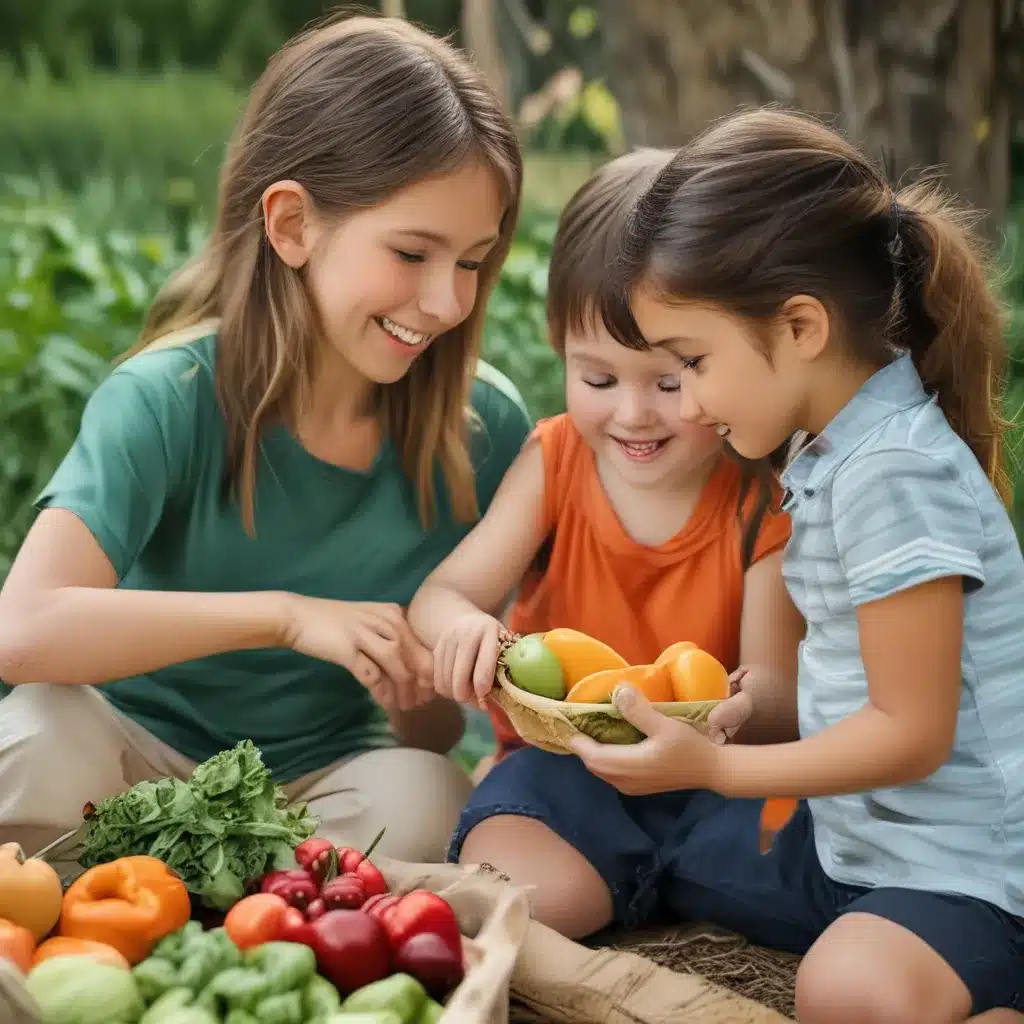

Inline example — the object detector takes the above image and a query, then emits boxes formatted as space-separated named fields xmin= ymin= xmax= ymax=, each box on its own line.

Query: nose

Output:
xmin=677 ymin=382 xmax=710 ymax=424
xmin=616 ymin=386 xmax=657 ymax=428
xmin=418 ymin=266 xmax=470 ymax=326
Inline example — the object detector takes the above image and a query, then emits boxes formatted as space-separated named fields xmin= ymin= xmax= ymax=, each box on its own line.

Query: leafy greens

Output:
xmin=79 ymin=740 xmax=319 ymax=910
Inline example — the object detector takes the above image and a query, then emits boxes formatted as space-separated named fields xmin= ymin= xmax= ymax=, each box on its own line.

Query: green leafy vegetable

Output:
xmin=80 ymin=741 xmax=318 ymax=909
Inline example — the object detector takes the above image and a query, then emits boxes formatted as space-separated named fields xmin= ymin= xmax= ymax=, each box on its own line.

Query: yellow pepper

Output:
xmin=58 ymin=856 xmax=191 ymax=965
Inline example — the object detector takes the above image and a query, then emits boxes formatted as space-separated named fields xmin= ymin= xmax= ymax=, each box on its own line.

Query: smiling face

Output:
xmin=564 ymin=321 xmax=722 ymax=489
xmin=628 ymin=285 xmax=815 ymax=461
xmin=303 ymin=158 xmax=505 ymax=385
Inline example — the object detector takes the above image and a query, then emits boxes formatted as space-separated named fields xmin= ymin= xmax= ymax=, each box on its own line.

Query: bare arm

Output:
xmin=732 ymin=551 xmax=806 ymax=744
xmin=0 ymin=509 xmax=292 ymax=685
xmin=715 ymin=577 xmax=963 ymax=797
xmin=408 ymin=437 xmax=548 ymax=646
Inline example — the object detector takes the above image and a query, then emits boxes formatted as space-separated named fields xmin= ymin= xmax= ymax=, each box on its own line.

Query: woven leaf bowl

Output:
xmin=491 ymin=653 xmax=723 ymax=756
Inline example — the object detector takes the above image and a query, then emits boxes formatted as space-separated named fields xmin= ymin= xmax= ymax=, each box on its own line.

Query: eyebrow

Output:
xmin=567 ymin=352 xmax=613 ymax=369
xmin=651 ymin=336 xmax=698 ymax=353
xmin=395 ymin=228 xmax=499 ymax=250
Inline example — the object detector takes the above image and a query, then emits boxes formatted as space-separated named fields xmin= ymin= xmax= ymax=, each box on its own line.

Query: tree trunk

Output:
xmin=597 ymin=0 xmax=1022 ymax=229
xmin=461 ymin=0 xmax=511 ymax=110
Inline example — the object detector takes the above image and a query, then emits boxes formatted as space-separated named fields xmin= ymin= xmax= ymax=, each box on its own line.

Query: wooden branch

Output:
xmin=738 ymin=48 xmax=796 ymax=103
xmin=823 ymin=0 xmax=859 ymax=140
xmin=462 ymin=0 xmax=510 ymax=109
xmin=501 ymin=0 xmax=551 ymax=56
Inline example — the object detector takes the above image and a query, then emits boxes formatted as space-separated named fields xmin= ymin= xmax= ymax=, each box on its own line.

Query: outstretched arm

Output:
xmin=0 ymin=509 xmax=292 ymax=684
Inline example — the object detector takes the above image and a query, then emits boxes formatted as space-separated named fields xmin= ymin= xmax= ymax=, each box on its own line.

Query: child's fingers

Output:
xmin=706 ymin=691 xmax=754 ymax=744
xmin=434 ymin=636 xmax=455 ymax=699
xmin=472 ymin=624 xmax=500 ymax=702
xmin=451 ymin=635 xmax=481 ymax=704
xmin=727 ymin=665 xmax=749 ymax=697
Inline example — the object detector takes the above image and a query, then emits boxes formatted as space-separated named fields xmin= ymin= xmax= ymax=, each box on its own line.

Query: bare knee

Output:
xmin=797 ymin=956 xmax=923 ymax=1024
xmin=459 ymin=815 xmax=613 ymax=939
xmin=796 ymin=914 xmax=972 ymax=1024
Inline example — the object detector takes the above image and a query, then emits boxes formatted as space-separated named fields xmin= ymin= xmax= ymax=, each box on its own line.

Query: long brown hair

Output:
xmin=548 ymin=147 xmax=785 ymax=568
xmin=126 ymin=13 xmax=523 ymax=532
xmin=599 ymin=107 xmax=1012 ymax=505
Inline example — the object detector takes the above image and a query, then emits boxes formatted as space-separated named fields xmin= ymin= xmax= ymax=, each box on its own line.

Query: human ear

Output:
xmin=261 ymin=180 xmax=317 ymax=269
xmin=778 ymin=295 xmax=830 ymax=363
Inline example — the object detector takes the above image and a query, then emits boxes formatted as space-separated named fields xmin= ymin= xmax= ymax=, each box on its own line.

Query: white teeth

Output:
xmin=379 ymin=316 xmax=430 ymax=347
xmin=716 ymin=424 xmax=730 ymax=437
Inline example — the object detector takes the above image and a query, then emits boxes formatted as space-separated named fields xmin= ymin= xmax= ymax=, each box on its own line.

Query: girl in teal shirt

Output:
xmin=0 ymin=14 xmax=529 ymax=864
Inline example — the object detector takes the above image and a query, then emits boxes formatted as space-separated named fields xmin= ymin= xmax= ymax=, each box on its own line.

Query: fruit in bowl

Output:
xmin=493 ymin=629 xmax=728 ymax=754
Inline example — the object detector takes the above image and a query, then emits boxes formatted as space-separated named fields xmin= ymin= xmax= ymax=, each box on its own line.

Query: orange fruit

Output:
xmin=667 ymin=648 xmax=729 ymax=702
xmin=655 ymin=641 xmax=697 ymax=667
xmin=541 ymin=628 xmax=629 ymax=689
xmin=565 ymin=663 xmax=675 ymax=704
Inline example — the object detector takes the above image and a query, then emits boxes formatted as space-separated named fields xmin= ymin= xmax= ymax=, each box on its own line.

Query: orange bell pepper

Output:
xmin=0 ymin=919 xmax=36 ymax=974
xmin=58 ymin=856 xmax=191 ymax=965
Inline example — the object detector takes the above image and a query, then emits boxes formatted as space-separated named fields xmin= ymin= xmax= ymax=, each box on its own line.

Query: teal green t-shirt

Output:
xmin=35 ymin=334 xmax=531 ymax=781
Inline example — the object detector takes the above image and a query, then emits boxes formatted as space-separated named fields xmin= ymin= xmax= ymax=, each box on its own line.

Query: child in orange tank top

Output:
xmin=489 ymin=412 xmax=791 ymax=757
xmin=408 ymin=149 xmax=806 ymax=939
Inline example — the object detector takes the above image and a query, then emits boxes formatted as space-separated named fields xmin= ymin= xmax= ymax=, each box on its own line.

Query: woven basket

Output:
xmin=491 ymin=659 xmax=723 ymax=756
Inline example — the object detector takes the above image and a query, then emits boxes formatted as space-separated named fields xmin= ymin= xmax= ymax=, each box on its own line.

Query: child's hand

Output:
xmin=569 ymin=685 xmax=721 ymax=796
xmin=433 ymin=611 xmax=504 ymax=706
xmin=705 ymin=666 xmax=756 ymax=745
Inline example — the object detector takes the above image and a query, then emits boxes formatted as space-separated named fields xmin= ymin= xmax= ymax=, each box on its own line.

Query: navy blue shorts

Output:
xmin=451 ymin=747 xmax=1024 ymax=1014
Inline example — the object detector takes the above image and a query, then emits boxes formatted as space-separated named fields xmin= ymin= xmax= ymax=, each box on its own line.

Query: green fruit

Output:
xmin=505 ymin=635 xmax=566 ymax=700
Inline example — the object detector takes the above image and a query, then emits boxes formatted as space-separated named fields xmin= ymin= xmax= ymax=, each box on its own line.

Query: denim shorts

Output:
xmin=451 ymin=746 xmax=1024 ymax=1014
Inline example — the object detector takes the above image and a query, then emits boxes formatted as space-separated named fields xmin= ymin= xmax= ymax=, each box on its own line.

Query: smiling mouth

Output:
xmin=715 ymin=424 xmax=731 ymax=438
xmin=374 ymin=315 xmax=432 ymax=347
xmin=613 ymin=437 xmax=671 ymax=461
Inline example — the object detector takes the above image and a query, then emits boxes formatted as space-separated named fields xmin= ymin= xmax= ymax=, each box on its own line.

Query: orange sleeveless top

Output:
xmin=491 ymin=413 xmax=792 ymax=757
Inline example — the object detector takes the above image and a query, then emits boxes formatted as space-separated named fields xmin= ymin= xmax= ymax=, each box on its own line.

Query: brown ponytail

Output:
xmin=893 ymin=183 xmax=1012 ymax=504
xmin=596 ymin=108 xmax=1013 ymax=507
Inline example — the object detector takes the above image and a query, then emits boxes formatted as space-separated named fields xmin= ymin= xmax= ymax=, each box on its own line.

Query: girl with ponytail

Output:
xmin=515 ymin=108 xmax=1024 ymax=1021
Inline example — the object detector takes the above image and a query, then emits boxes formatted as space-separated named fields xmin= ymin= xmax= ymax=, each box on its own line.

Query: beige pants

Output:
xmin=0 ymin=684 xmax=473 ymax=863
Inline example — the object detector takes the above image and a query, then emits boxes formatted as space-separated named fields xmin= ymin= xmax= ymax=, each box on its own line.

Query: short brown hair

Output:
xmin=549 ymin=146 xmax=784 ymax=569
xmin=547 ymin=148 xmax=674 ymax=355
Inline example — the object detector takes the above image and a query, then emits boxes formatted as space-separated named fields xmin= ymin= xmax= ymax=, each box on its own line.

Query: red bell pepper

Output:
xmin=293 ymin=837 xmax=338 ymax=885
xmin=362 ymin=889 xmax=462 ymax=961
xmin=259 ymin=869 xmax=320 ymax=911
xmin=336 ymin=828 xmax=389 ymax=898
xmin=320 ymin=874 xmax=368 ymax=911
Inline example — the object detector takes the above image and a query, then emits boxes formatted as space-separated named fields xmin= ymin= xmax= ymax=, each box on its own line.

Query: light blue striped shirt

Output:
xmin=780 ymin=353 xmax=1024 ymax=917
